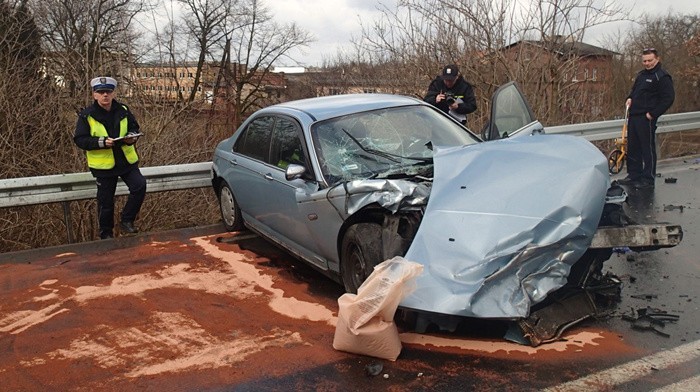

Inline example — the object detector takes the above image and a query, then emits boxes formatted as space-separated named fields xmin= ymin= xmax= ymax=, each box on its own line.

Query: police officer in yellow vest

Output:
xmin=74 ymin=76 xmax=146 ymax=239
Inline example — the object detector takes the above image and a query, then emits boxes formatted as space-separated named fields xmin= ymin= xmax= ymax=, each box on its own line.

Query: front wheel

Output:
xmin=608 ymin=149 xmax=625 ymax=174
xmin=340 ymin=223 xmax=383 ymax=293
xmin=218 ymin=181 xmax=243 ymax=231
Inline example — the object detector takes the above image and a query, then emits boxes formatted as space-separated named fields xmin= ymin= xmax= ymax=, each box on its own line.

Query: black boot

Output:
xmin=616 ymin=176 xmax=637 ymax=185
xmin=120 ymin=221 xmax=139 ymax=234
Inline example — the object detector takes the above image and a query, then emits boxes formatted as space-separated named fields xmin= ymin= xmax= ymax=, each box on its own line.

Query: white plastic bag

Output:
xmin=333 ymin=256 xmax=423 ymax=360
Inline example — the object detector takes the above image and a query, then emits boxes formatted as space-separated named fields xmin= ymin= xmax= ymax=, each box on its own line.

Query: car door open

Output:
xmin=482 ymin=82 xmax=544 ymax=141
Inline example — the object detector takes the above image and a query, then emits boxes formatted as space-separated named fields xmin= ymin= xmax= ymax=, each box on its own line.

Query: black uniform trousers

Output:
xmin=96 ymin=167 xmax=146 ymax=236
xmin=626 ymin=115 xmax=658 ymax=183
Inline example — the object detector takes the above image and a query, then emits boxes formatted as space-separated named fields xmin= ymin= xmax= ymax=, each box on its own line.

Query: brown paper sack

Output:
xmin=333 ymin=257 xmax=423 ymax=361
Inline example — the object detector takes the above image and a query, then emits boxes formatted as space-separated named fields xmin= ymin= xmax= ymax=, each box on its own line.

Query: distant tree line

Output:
xmin=343 ymin=0 xmax=699 ymax=128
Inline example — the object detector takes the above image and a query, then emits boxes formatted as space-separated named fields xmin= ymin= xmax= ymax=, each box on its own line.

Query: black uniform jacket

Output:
xmin=424 ymin=75 xmax=477 ymax=116
xmin=628 ymin=63 xmax=675 ymax=119
xmin=74 ymin=99 xmax=141 ymax=177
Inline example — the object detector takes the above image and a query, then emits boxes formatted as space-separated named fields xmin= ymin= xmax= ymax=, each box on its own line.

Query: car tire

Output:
xmin=218 ymin=181 xmax=243 ymax=231
xmin=341 ymin=223 xmax=383 ymax=293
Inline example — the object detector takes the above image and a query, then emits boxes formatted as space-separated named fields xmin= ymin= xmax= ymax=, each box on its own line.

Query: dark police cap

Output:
xmin=442 ymin=64 xmax=459 ymax=80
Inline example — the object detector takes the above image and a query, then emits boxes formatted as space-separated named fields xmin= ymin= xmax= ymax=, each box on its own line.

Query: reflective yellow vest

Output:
xmin=85 ymin=108 xmax=138 ymax=170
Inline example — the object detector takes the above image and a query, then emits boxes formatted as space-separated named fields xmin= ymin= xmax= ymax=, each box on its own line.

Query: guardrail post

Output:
xmin=61 ymin=201 xmax=75 ymax=243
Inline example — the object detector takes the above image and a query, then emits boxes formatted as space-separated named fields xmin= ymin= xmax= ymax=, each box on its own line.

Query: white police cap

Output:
xmin=90 ymin=76 xmax=117 ymax=91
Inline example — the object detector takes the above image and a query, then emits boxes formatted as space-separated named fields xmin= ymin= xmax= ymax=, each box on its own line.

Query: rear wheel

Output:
xmin=341 ymin=223 xmax=383 ymax=293
xmin=218 ymin=181 xmax=243 ymax=231
xmin=607 ymin=149 xmax=624 ymax=174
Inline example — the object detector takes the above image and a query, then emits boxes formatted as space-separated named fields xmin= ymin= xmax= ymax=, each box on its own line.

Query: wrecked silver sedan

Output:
xmin=211 ymin=83 xmax=681 ymax=344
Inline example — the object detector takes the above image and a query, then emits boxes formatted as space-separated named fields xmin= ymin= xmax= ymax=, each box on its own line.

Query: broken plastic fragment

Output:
xmin=631 ymin=294 xmax=658 ymax=300
xmin=623 ymin=307 xmax=679 ymax=338
xmin=663 ymin=204 xmax=685 ymax=212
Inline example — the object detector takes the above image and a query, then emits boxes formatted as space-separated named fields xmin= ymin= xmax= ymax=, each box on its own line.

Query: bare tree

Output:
xmin=1 ymin=0 xmax=91 ymax=251
xmin=215 ymin=0 xmax=313 ymax=127
xmin=178 ymin=0 xmax=233 ymax=102
xmin=30 ymin=0 xmax=148 ymax=105
xmin=683 ymin=33 xmax=700 ymax=111
xmin=0 ymin=0 xmax=50 ymax=178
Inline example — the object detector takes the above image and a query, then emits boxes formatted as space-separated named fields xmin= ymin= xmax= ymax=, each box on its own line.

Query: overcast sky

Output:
xmin=268 ymin=0 xmax=700 ymax=67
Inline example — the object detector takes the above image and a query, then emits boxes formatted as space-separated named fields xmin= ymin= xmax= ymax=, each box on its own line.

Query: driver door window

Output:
xmin=271 ymin=118 xmax=306 ymax=170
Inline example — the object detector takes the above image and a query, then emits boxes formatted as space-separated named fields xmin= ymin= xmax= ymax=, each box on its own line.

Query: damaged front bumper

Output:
xmin=391 ymin=135 xmax=682 ymax=346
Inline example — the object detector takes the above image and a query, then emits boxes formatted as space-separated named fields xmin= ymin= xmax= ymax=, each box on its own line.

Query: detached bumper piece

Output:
xmin=590 ymin=224 xmax=683 ymax=251
xmin=505 ymin=273 xmax=622 ymax=346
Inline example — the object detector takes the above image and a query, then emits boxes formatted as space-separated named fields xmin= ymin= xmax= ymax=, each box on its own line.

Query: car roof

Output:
xmin=260 ymin=93 xmax=427 ymax=122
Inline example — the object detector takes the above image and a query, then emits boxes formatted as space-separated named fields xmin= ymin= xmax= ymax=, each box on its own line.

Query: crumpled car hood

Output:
xmin=401 ymin=134 xmax=610 ymax=318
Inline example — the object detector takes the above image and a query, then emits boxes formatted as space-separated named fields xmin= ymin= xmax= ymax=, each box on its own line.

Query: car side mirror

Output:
xmin=285 ymin=164 xmax=307 ymax=181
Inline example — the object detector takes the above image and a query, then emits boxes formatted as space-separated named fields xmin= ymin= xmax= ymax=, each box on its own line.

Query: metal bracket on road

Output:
xmin=590 ymin=224 xmax=683 ymax=251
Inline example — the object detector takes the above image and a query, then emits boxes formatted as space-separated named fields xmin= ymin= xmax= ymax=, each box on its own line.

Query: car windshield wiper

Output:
xmin=341 ymin=129 xmax=434 ymax=163
xmin=392 ymin=152 xmax=432 ymax=163
xmin=341 ymin=129 xmax=401 ymax=163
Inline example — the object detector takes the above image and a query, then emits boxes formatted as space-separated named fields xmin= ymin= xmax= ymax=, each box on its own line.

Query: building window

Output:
xmin=592 ymin=68 xmax=598 ymax=81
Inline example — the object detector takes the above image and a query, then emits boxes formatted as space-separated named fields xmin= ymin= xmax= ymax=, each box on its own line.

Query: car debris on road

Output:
xmin=623 ymin=307 xmax=680 ymax=338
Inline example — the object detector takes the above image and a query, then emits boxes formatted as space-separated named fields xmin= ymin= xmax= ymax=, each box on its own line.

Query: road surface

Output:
xmin=1 ymin=156 xmax=699 ymax=391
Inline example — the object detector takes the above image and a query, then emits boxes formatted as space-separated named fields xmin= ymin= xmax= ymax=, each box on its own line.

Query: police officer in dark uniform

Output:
xmin=618 ymin=48 xmax=675 ymax=189
xmin=74 ymin=77 xmax=146 ymax=239
xmin=424 ymin=64 xmax=477 ymax=125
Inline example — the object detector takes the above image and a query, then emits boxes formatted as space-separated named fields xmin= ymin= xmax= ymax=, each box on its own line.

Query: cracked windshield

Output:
xmin=311 ymin=105 xmax=478 ymax=184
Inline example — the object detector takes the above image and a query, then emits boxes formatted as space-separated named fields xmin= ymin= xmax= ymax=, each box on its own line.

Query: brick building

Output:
xmin=500 ymin=37 xmax=619 ymax=121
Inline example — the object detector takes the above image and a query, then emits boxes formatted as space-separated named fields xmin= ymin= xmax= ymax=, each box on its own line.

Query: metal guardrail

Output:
xmin=547 ymin=111 xmax=700 ymax=141
xmin=0 ymin=162 xmax=212 ymax=243
xmin=1 ymin=111 xmax=699 ymax=210
xmin=0 ymin=162 xmax=212 ymax=209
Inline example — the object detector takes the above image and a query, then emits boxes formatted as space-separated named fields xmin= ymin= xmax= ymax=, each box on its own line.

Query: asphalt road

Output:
xmin=1 ymin=156 xmax=699 ymax=391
